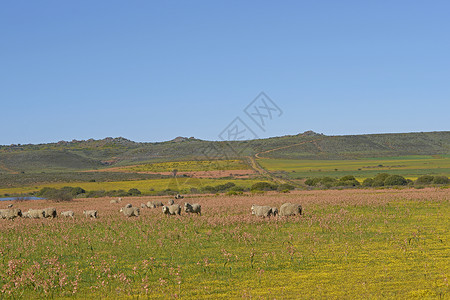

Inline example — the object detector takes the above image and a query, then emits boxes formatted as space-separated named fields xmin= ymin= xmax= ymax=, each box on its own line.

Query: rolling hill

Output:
xmin=1 ymin=131 xmax=449 ymax=174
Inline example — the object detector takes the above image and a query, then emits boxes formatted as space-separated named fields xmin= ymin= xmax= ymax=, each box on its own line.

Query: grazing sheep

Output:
xmin=168 ymin=199 xmax=174 ymax=205
xmin=61 ymin=211 xmax=75 ymax=218
xmin=124 ymin=203 xmax=132 ymax=208
xmin=175 ymin=194 xmax=184 ymax=199
xmin=271 ymin=207 xmax=279 ymax=216
xmin=120 ymin=206 xmax=140 ymax=217
xmin=0 ymin=209 xmax=22 ymax=219
xmin=83 ymin=210 xmax=98 ymax=218
xmin=251 ymin=205 xmax=273 ymax=217
xmin=279 ymin=203 xmax=302 ymax=216
xmin=162 ymin=204 xmax=181 ymax=215
xmin=140 ymin=203 xmax=147 ymax=208
xmin=110 ymin=199 xmax=120 ymax=204
xmin=0 ymin=209 xmax=9 ymax=219
xmin=7 ymin=204 xmax=13 ymax=208
xmin=184 ymin=203 xmax=201 ymax=215
xmin=118 ymin=197 xmax=122 ymax=202
xmin=147 ymin=201 xmax=163 ymax=208
xmin=26 ymin=209 xmax=46 ymax=219
xmin=43 ymin=207 xmax=57 ymax=218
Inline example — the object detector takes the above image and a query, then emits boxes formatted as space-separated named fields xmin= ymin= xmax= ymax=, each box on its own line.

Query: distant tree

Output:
xmin=172 ymin=169 xmax=178 ymax=177
xmin=384 ymin=175 xmax=407 ymax=186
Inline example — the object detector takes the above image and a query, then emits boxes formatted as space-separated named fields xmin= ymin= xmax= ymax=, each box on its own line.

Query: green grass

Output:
xmin=258 ymin=155 xmax=450 ymax=179
xmin=0 ymin=189 xmax=448 ymax=298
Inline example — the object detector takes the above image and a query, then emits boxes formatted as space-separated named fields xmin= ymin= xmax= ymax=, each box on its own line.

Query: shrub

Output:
xmin=339 ymin=175 xmax=357 ymax=181
xmin=374 ymin=173 xmax=390 ymax=182
xmin=277 ymin=183 xmax=295 ymax=191
xmin=384 ymin=175 xmax=407 ymax=186
xmin=433 ymin=176 xmax=449 ymax=184
xmin=215 ymin=182 xmax=236 ymax=191
xmin=415 ymin=175 xmax=435 ymax=185
xmin=250 ymin=182 xmax=278 ymax=191
xmin=362 ymin=178 xmax=374 ymax=187
xmin=229 ymin=186 xmax=245 ymax=192
xmin=128 ymin=188 xmax=141 ymax=196
xmin=338 ymin=175 xmax=360 ymax=187
xmin=305 ymin=177 xmax=322 ymax=186
xmin=39 ymin=188 xmax=73 ymax=202
xmin=371 ymin=179 xmax=385 ymax=187
xmin=226 ymin=190 xmax=243 ymax=196
xmin=60 ymin=186 xmax=86 ymax=196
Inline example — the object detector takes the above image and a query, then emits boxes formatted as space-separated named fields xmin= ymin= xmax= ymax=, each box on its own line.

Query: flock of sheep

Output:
xmin=115 ymin=197 xmax=202 ymax=217
xmin=0 ymin=205 xmax=98 ymax=220
xmin=251 ymin=203 xmax=302 ymax=217
xmin=1 ymin=194 xmax=302 ymax=220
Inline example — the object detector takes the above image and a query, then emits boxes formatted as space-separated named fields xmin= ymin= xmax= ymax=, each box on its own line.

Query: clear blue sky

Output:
xmin=1 ymin=1 xmax=449 ymax=145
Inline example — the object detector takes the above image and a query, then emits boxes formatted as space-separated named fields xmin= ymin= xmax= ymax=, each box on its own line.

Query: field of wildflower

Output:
xmin=0 ymin=188 xmax=448 ymax=298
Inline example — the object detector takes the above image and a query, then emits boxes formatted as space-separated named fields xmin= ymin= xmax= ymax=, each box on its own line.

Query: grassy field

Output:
xmin=0 ymin=189 xmax=448 ymax=298
xmin=0 ymin=178 xmax=267 ymax=196
xmin=122 ymin=160 xmax=249 ymax=173
xmin=258 ymin=155 xmax=450 ymax=179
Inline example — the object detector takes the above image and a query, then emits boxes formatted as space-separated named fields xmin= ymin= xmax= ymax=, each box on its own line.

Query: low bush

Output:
xmin=384 ymin=175 xmax=407 ymax=186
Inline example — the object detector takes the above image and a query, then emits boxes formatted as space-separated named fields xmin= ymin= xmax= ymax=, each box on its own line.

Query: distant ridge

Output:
xmin=0 ymin=131 xmax=448 ymax=173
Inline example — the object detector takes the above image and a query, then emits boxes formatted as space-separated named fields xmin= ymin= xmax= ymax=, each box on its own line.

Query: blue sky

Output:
xmin=1 ymin=1 xmax=449 ymax=145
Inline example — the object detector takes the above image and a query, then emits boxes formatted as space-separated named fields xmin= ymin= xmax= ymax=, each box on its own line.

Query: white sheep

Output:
xmin=0 ymin=208 xmax=22 ymax=219
xmin=279 ymin=203 xmax=302 ymax=216
xmin=83 ymin=210 xmax=98 ymax=218
xmin=43 ymin=207 xmax=57 ymax=218
xmin=26 ymin=209 xmax=45 ymax=219
xmin=184 ymin=202 xmax=201 ymax=215
xmin=60 ymin=211 xmax=75 ymax=218
xmin=251 ymin=205 xmax=274 ymax=217
xmin=147 ymin=201 xmax=163 ymax=208
xmin=120 ymin=206 xmax=140 ymax=217
xmin=140 ymin=203 xmax=147 ymax=208
xmin=162 ymin=204 xmax=181 ymax=215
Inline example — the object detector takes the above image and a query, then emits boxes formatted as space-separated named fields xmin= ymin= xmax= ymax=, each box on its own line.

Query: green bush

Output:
xmin=338 ymin=175 xmax=360 ymax=187
xmin=60 ymin=186 xmax=86 ymax=196
xmin=226 ymin=190 xmax=243 ymax=196
xmin=433 ymin=176 xmax=449 ymax=184
xmin=250 ymin=182 xmax=278 ymax=191
xmin=277 ymin=183 xmax=295 ymax=191
xmin=374 ymin=173 xmax=390 ymax=182
xmin=37 ymin=188 xmax=73 ymax=202
xmin=305 ymin=178 xmax=321 ymax=186
xmin=384 ymin=175 xmax=407 ymax=186
xmin=128 ymin=188 xmax=141 ymax=196
xmin=415 ymin=175 xmax=435 ymax=185
xmin=339 ymin=175 xmax=357 ymax=182
xmin=362 ymin=178 xmax=374 ymax=187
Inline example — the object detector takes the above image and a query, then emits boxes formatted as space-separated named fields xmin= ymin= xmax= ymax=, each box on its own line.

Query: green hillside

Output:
xmin=1 ymin=131 xmax=449 ymax=174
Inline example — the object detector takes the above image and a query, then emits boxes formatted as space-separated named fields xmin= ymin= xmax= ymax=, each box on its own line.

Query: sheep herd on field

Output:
xmin=1 ymin=194 xmax=302 ymax=220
